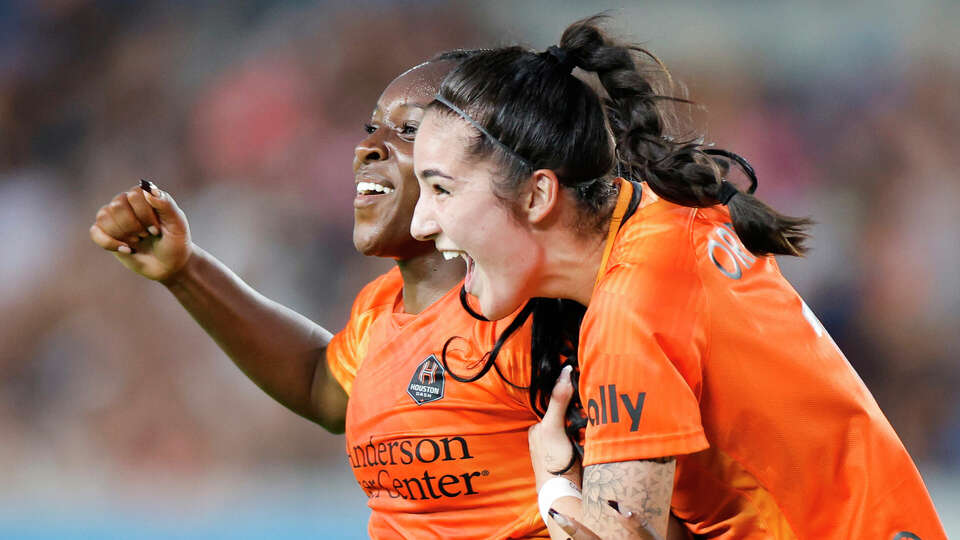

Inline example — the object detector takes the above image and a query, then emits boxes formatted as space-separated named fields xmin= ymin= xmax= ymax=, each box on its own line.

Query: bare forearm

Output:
xmin=545 ymin=496 xmax=584 ymax=539
xmin=581 ymin=459 xmax=676 ymax=539
xmin=162 ymin=246 xmax=346 ymax=431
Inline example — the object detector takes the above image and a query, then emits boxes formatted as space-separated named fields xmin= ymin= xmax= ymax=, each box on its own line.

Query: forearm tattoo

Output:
xmin=582 ymin=458 xmax=676 ymax=539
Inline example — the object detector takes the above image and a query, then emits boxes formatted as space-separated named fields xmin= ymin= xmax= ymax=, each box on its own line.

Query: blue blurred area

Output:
xmin=2 ymin=0 xmax=958 ymax=536
xmin=1 ymin=511 xmax=367 ymax=540
xmin=0 ymin=468 xmax=371 ymax=539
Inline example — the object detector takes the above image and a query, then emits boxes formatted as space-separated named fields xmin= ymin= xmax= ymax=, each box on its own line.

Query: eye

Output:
xmin=432 ymin=184 xmax=450 ymax=196
xmin=397 ymin=122 xmax=420 ymax=141
xmin=363 ymin=123 xmax=377 ymax=134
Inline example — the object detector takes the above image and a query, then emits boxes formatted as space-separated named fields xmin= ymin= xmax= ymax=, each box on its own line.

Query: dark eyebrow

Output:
xmin=420 ymin=168 xmax=454 ymax=180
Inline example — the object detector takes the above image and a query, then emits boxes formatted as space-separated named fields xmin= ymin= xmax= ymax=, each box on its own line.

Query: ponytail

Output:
xmin=559 ymin=15 xmax=812 ymax=256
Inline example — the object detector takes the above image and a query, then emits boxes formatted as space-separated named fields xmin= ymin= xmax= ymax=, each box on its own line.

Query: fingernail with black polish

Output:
xmin=607 ymin=499 xmax=621 ymax=513
xmin=140 ymin=179 xmax=153 ymax=194
xmin=548 ymin=508 xmax=572 ymax=528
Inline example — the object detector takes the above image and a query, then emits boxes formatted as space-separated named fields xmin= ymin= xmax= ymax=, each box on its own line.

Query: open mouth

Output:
xmin=354 ymin=175 xmax=396 ymax=209
xmin=356 ymin=181 xmax=395 ymax=196
xmin=439 ymin=250 xmax=476 ymax=291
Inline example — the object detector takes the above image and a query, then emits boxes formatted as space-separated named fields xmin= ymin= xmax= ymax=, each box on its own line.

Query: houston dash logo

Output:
xmin=407 ymin=355 xmax=445 ymax=405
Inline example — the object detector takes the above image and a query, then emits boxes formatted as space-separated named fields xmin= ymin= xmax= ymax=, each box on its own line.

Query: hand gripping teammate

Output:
xmin=410 ymin=15 xmax=947 ymax=540
xmin=90 ymin=55 xmax=557 ymax=539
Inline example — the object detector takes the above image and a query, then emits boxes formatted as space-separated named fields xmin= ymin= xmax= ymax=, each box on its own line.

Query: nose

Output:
xmin=354 ymin=130 xmax=389 ymax=165
xmin=410 ymin=191 xmax=441 ymax=242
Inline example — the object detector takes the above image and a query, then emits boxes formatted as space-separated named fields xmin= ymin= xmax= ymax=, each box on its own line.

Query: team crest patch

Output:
xmin=407 ymin=355 xmax=445 ymax=405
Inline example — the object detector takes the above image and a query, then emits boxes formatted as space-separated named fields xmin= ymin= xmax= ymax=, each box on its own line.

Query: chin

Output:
xmin=479 ymin=294 xmax=523 ymax=322
xmin=473 ymin=271 xmax=527 ymax=321
xmin=353 ymin=221 xmax=385 ymax=253
xmin=352 ymin=237 xmax=373 ymax=256
xmin=353 ymin=233 xmax=381 ymax=257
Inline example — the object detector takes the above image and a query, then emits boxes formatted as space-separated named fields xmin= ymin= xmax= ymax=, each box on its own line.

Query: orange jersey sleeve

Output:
xmin=327 ymin=268 xmax=403 ymax=395
xmin=580 ymin=183 xmax=709 ymax=466
xmin=580 ymin=180 xmax=946 ymax=539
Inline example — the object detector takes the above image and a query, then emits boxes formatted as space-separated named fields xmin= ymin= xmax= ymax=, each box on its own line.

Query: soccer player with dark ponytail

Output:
xmin=411 ymin=15 xmax=946 ymax=539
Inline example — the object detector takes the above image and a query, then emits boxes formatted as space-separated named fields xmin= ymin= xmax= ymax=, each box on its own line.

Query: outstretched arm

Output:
xmin=90 ymin=183 xmax=347 ymax=432
xmin=164 ymin=245 xmax=347 ymax=432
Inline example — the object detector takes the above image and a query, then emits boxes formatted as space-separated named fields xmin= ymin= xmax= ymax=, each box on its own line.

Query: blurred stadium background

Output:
xmin=2 ymin=0 xmax=958 ymax=537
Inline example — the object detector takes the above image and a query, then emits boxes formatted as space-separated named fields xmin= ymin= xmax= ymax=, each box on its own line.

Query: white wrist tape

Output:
xmin=537 ymin=476 xmax=582 ymax=525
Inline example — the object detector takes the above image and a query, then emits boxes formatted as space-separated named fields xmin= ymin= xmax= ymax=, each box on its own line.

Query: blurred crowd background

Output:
xmin=2 ymin=0 xmax=958 ymax=537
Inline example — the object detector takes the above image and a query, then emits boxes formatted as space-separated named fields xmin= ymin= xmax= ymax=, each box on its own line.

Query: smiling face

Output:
xmin=352 ymin=61 xmax=454 ymax=259
xmin=411 ymin=111 xmax=544 ymax=320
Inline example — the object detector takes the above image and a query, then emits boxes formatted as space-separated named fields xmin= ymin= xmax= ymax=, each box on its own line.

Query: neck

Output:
xmin=534 ymin=226 xmax=607 ymax=307
xmin=395 ymin=250 xmax=465 ymax=315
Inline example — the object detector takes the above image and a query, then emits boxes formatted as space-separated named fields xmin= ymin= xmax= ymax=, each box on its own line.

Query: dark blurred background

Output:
xmin=1 ymin=1 xmax=957 ymax=537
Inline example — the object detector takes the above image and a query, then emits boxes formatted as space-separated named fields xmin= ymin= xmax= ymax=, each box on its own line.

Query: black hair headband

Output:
xmin=703 ymin=148 xmax=758 ymax=205
xmin=433 ymin=94 xmax=534 ymax=168
xmin=717 ymin=181 xmax=739 ymax=205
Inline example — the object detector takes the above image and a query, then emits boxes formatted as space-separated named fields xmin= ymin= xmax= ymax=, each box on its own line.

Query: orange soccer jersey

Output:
xmin=579 ymin=180 xmax=946 ymax=539
xmin=327 ymin=268 xmax=547 ymax=539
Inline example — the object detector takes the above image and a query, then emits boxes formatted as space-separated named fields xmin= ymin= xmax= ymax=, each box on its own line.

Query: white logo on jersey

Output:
xmin=707 ymin=223 xmax=756 ymax=280
xmin=798 ymin=298 xmax=844 ymax=357
xmin=801 ymin=299 xmax=825 ymax=337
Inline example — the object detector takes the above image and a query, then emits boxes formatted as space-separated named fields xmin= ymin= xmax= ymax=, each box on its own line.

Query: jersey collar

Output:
xmin=594 ymin=178 xmax=635 ymax=289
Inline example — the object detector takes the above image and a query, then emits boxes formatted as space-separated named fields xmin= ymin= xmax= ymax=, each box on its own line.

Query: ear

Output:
xmin=525 ymin=169 xmax=560 ymax=224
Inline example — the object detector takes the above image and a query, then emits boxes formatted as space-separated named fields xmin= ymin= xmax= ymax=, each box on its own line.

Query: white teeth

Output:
xmin=441 ymin=251 xmax=459 ymax=261
xmin=356 ymin=181 xmax=395 ymax=195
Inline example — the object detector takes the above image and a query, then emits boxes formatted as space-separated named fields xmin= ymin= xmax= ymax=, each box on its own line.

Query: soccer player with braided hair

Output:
xmin=411 ymin=15 xmax=946 ymax=539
